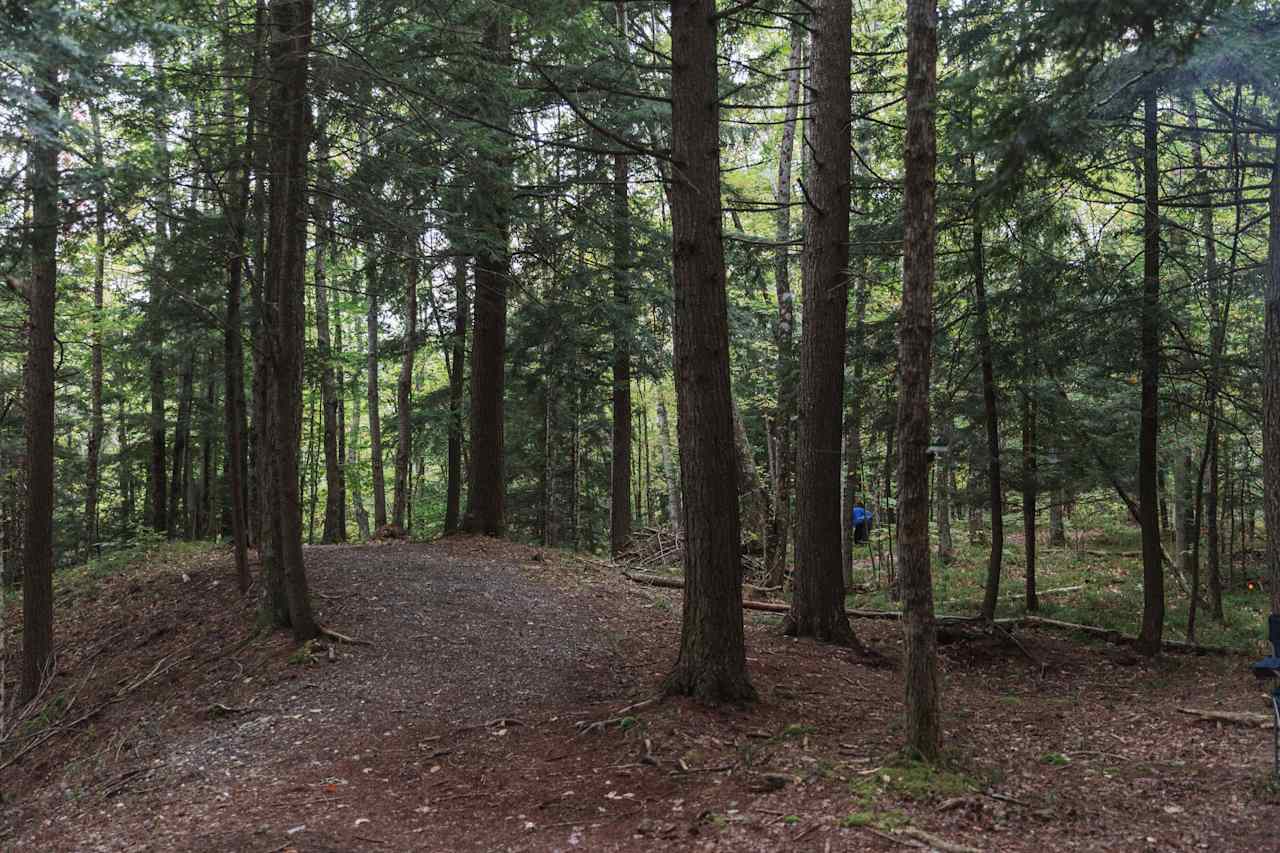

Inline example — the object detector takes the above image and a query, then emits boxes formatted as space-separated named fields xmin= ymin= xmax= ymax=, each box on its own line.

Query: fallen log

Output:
xmin=1019 ymin=616 xmax=1239 ymax=656
xmin=938 ymin=584 xmax=1084 ymax=609
xmin=1177 ymin=707 xmax=1274 ymax=728
xmin=621 ymin=572 xmax=992 ymax=624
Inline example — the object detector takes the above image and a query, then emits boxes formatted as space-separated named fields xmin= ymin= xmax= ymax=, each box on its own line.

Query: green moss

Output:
xmin=850 ymin=759 xmax=980 ymax=803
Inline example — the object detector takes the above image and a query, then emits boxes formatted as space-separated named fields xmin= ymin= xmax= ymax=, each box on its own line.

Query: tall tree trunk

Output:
xmin=84 ymin=102 xmax=106 ymax=553
xmin=20 ymin=55 xmax=59 ymax=704
xmin=118 ymin=387 xmax=135 ymax=535
xmin=1191 ymin=94 xmax=1228 ymax=624
xmin=732 ymin=400 xmax=769 ymax=554
xmin=314 ymin=123 xmax=345 ymax=543
xmin=972 ymin=161 xmax=1003 ymax=622
xmin=967 ymin=434 xmax=984 ymax=545
xmin=168 ymin=352 xmax=196 ymax=538
xmin=1179 ymin=443 xmax=1199 ymax=641
xmin=765 ymin=12 xmax=803 ymax=586
xmin=348 ymin=346 xmax=371 ymax=540
xmin=335 ymin=300 xmax=347 ymax=535
xmin=1022 ymin=396 xmax=1038 ymax=612
xmin=656 ymin=390 xmax=682 ymax=535
xmin=247 ymin=0 xmax=270 ymax=550
xmin=445 ymin=257 xmax=468 ymax=533
xmin=936 ymin=423 xmax=953 ymax=564
xmin=898 ymin=0 xmax=941 ymax=761
xmin=841 ymin=277 xmax=868 ymax=584
xmin=662 ymin=0 xmax=753 ymax=703
xmin=366 ymin=261 xmax=387 ymax=529
xmin=461 ymin=14 xmax=513 ymax=537
xmin=264 ymin=0 xmax=318 ymax=641
xmin=223 ymin=0 xmax=259 ymax=591
xmin=148 ymin=75 xmax=171 ymax=536
xmin=609 ymin=1 xmax=634 ymax=555
xmin=198 ymin=358 xmax=217 ymax=538
xmin=1265 ymin=117 xmax=1280 ymax=616
xmin=1049 ymin=481 xmax=1067 ymax=546
xmin=610 ymin=145 xmax=633 ymax=557
xmin=786 ymin=0 xmax=857 ymax=646
xmin=392 ymin=245 xmax=418 ymax=530
xmin=1135 ymin=33 xmax=1165 ymax=657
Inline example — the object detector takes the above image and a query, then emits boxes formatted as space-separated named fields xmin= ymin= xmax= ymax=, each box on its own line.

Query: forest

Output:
xmin=2 ymin=0 xmax=1280 ymax=849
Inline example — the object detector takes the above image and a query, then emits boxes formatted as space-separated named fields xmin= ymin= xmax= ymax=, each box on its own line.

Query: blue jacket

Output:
xmin=852 ymin=506 xmax=871 ymax=526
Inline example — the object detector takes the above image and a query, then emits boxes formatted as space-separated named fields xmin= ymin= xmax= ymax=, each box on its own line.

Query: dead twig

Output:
xmin=319 ymin=626 xmax=373 ymax=646
xmin=575 ymin=695 xmax=663 ymax=735
xmin=895 ymin=826 xmax=983 ymax=853
xmin=1176 ymin=707 xmax=1274 ymax=728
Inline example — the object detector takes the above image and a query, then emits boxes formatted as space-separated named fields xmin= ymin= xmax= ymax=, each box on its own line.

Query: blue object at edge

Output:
xmin=1250 ymin=615 xmax=1280 ymax=676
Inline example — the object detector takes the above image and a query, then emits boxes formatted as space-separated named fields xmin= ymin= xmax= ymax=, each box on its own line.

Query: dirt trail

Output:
xmin=4 ymin=537 xmax=1280 ymax=852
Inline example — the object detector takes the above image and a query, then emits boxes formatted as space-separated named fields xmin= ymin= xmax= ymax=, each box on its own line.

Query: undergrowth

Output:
xmin=846 ymin=509 xmax=1268 ymax=654
xmin=3 ymin=535 xmax=220 ymax=609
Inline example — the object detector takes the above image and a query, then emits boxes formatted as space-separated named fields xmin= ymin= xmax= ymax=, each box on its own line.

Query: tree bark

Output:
xmin=936 ymin=423 xmax=953 ymax=564
xmin=84 ymin=102 xmax=106 ymax=553
xmin=765 ymin=12 xmax=803 ymax=586
xmin=168 ymin=352 xmax=195 ymax=537
xmin=656 ymin=390 xmax=682 ymax=535
xmin=223 ymin=0 xmax=259 ymax=591
xmin=148 ymin=73 xmax=171 ymax=536
xmin=20 ymin=56 xmax=59 ymax=704
xmin=1180 ymin=443 xmax=1199 ymax=642
xmin=1049 ymin=482 xmax=1067 ymax=547
xmin=972 ymin=161 xmax=1004 ymax=622
xmin=842 ymin=276 xmax=868 ymax=583
xmin=609 ymin=1 xmax=634 ymax=554
xmin=313 ymin=123 xmax=345 ymax=543
xmin=366 ymin=260 xmax=387 ymax=529
xmin=1022 ymin=396 xmax=1037 ymax=611
xmin=264 ymin=0 xmax=318 ymax=641
xmin=348 ymin=341 xmax=371 ymax=540
xmin=898 ymin=0 xmax=941 ymax=761
xmin=1135 ymin=32 xmax=1165 ymax=657
xmin=461 ymin=13 xmax=513 ymax=538
xmin=662 ymin=0 xmax=753 ymax=703
xmin=610 ymin=143 xmax=633 ymax=557
xmin=786 ymin=0 xmax=857 ymax=647
xmin=732 ymin=399 xmax=769 ymax=554
xmin=1265 ymin=117 xmax=1280 ymax=616
xmin=445 ymin=257 xmax=468 ymax=534
xmin=392 ymin=244 xmax=419 ymax=530
xmin=967 ymin=434 xmax=984 ymax=545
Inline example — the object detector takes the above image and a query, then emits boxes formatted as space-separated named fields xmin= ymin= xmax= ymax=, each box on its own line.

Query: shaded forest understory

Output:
xmin=2 ymin=535 xmax=1276 ymax=851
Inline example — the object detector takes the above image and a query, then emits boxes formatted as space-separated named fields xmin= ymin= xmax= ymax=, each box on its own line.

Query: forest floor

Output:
xmin=2 ymin=534 xmax=1279 ymax=852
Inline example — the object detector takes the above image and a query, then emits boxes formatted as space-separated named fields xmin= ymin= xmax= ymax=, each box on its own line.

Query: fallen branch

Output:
xmin=896 ymin=826 xmax=983 ymax=853
xmin=319 ymin=626 xmax=373 ymax=647
xmin=1020 ymin=616 xmax=1239 ymax=656
xmin=576 ymin=695 xmax=663 ymax=735
xmin=1176 ymin=707 xmax=1274 ymax=728
xmin=0 ymin=651 xmax=190 ymax=771
xmin=623 ymin=572 xmax=952 ymax=621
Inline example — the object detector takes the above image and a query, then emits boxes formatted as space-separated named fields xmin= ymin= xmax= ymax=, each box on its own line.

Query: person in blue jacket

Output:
xmin=852 ymin=500 xmax=872 ymax=545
